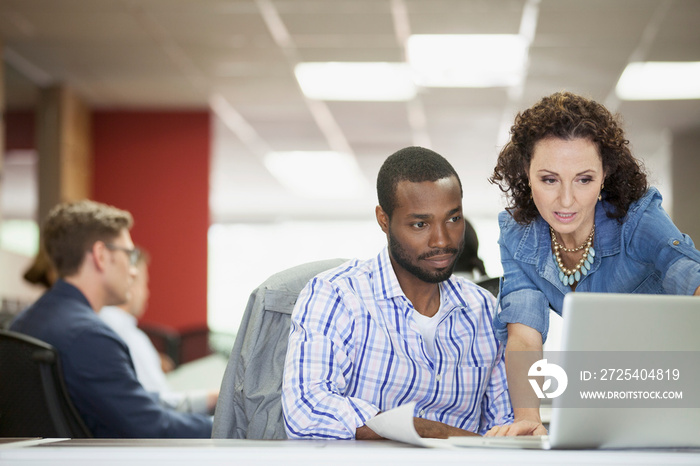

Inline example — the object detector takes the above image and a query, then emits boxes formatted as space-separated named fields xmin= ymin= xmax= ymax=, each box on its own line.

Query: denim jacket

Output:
xmin=494 ymin=187 xmax=700 ymax=343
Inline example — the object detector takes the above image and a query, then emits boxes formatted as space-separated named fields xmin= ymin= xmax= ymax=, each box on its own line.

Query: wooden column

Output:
xmin=36 ymin=85 xmax=92 ymax=223
xmin=0 ymin=41 xmax=5 ymax=225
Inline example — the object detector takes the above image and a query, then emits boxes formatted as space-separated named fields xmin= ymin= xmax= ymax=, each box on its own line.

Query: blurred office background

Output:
xmin=1 ymin=0 xmax=699 ymax=342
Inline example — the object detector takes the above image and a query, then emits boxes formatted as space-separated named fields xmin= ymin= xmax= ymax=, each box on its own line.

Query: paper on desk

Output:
xmin=364 ymin=402 xmax=455 ymax=449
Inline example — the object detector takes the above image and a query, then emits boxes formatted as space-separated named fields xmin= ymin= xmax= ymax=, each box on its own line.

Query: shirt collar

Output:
xmin=371 ymin=246 xmax=405 ymax=301
xmin=592 ymin=199 xmax=622 ymax=256
xmin=100 ymin=305 xmax=137 ymax=326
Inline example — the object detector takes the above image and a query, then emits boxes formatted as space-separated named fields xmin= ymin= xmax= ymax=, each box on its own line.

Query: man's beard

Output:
xmin=388 ymin=229 xmax=464 ymax=284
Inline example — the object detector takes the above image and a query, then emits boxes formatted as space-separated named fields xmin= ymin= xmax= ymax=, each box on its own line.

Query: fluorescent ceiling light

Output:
xmin=295 ymin=62 xmax=416 ymax=101
xmin=407 ymin=34 xmax=528 ymax=88
xmin=264 ymin=151 xmax=369 ymax=199
xmin=616 ymin=62 xmax=700 ymax=100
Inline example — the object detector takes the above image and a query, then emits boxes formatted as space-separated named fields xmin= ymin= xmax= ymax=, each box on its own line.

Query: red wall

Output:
xmin=92 ymin=111 xmax=210 ymax=331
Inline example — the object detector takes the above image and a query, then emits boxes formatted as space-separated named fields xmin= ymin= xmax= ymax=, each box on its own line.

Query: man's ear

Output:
xmin=90 ymin=241 xmax=109 ymax=272
xmin=375 ymin=205 xmax=390 ymax=234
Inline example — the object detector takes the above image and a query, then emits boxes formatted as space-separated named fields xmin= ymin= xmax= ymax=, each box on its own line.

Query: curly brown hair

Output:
xmin=489 ymin=92 xmax=648 ymax=224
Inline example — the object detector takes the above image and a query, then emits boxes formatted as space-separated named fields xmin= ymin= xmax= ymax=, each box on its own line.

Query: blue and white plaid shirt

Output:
xmin=282 ymin=246 xmax=513 ymax=439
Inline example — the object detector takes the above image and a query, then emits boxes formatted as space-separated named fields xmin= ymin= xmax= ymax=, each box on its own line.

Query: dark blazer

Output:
xmin=11 ymin=280 xmax=212 ymax=438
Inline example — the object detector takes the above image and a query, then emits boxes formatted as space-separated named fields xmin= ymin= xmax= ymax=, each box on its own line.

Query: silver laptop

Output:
xmin=452 ymin=292 xmax=700 ymax=450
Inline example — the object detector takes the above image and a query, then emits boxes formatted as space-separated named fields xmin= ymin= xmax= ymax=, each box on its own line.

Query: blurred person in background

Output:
xmin=23 ymin=245 xmax=58 ymax=289
xmin=452 ymin=218 xmax=488 ymax=282
xmin=11 ymin=200 xmax=213 ymax=438
xmin=100 ymin=248 xmax=218 ymax=415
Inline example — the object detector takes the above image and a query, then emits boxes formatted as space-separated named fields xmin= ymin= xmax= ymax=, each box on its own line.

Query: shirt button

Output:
xmin=435 ymin=374 xmax=442 ymax=382
xmin=419 ymin=409 xmax=425 ymax=417
xmin=673 ymin=240 xmax=680 ymax=246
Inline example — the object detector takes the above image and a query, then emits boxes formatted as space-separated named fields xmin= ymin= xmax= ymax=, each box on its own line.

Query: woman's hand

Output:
xmin=485 ymin=420 xmax=547 ymax=437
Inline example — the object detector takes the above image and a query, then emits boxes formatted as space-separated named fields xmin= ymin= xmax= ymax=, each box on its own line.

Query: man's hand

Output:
xmin=206 ymin=389 xmax=219 ymax=414
xmin=356 ymin=418 xmax=479 ymax=440
xmin=413 ymin=418 xmax=479 ymax=438
xmin=356 ymin=424 xmax=384 ymax=440
xmin=159 ymin=352 xmax=175 ymax=373
xmin=484 ymin=420 xmax=547 ymax=437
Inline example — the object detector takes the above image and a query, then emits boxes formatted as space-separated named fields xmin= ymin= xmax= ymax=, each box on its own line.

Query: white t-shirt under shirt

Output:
xmin=411 ymin=289 xmax=448 ymax=360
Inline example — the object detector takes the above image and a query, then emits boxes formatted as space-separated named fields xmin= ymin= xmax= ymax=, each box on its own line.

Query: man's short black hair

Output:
xmin=377 ymin=146 xmax=463 ymax=218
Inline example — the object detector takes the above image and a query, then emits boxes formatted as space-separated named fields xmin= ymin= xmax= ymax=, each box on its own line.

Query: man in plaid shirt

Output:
xmin=282 ymin=147 xmax=513 ymax=439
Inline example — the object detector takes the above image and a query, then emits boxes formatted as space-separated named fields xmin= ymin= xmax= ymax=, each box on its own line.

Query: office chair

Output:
xmin=0 ymin=329 xmax=92 ymax=438
xmin=212 ymin=258 xmax=346 ymax=439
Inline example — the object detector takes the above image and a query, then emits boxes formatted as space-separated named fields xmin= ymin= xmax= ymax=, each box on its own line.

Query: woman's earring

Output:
xmin=528 ymin=181 xmax=533 ymax=199
xmin=598 ymin=183 xmax=605 ymax=201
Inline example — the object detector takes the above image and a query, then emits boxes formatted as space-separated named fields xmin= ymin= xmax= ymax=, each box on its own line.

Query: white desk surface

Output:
xmin=1 ymin=438 xmax=699 ymax=466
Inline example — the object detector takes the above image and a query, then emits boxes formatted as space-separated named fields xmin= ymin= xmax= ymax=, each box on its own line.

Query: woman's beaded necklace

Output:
xmin=550 ymin=225 xmax=596 ymax=286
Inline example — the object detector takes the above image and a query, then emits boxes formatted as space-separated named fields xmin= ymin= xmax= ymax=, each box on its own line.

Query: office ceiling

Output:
xmin=2 ymin=0 xmax=700 ymax=223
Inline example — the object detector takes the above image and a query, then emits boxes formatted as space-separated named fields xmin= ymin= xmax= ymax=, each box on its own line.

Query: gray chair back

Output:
xmin=212 ymin=258 xmax=346 ymax=439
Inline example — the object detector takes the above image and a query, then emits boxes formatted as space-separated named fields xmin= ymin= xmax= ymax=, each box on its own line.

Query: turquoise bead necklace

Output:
xmin=550 ymin=225 xmax=596 ymax=287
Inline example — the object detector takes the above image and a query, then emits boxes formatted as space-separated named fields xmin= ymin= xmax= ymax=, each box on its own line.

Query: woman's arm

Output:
xmin=485 ymin=323 xmax=548 ymax=436
xmin=625 ymin=191 xmax=700 ymax=295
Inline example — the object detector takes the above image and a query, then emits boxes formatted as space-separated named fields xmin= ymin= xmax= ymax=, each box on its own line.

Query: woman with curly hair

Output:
xmin=487 ymin=92 xmax=700 ymax=437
